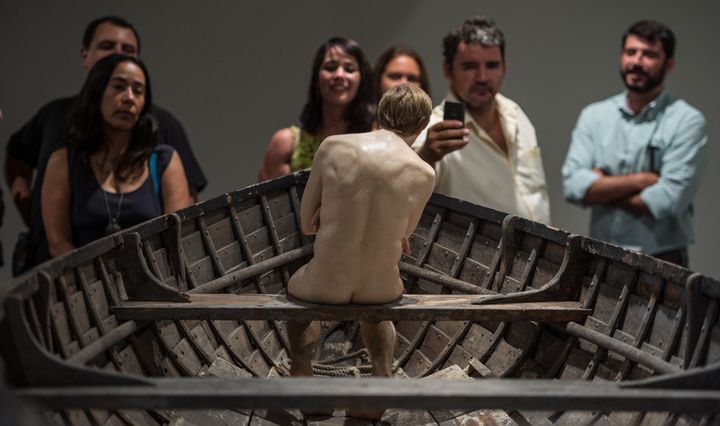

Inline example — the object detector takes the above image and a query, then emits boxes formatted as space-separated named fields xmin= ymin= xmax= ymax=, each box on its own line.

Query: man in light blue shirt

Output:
xmin=562 ymin=20 xmax=707 ymax=267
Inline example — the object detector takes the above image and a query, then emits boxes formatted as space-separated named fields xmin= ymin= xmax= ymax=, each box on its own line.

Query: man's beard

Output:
xmin=620 ymin=64 xmax=666 ymax=94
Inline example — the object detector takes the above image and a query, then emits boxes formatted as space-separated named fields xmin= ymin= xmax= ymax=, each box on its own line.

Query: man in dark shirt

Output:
xmin=5 ymin=15 xmax=207 ymax=273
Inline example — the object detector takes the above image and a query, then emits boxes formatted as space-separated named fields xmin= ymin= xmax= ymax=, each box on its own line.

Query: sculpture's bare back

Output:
xmin=288 ymin=129 xmax=435 ymax=304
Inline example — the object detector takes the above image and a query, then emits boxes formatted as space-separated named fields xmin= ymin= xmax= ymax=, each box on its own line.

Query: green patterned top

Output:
xmin=289 ymin=125 xmax=322 ymax=172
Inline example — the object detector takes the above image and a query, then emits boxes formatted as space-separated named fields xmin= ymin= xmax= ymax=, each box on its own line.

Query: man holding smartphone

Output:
xmin=413 ymin=16 xmax=550 ymax=224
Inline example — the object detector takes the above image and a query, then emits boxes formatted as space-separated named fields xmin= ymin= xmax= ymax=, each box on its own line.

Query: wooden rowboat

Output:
xmin=1 ymin=170 xmax=719 ymax=425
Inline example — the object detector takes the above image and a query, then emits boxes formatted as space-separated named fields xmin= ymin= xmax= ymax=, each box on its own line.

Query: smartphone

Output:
xmin=443 ymin=101 xmax=465 ymax=122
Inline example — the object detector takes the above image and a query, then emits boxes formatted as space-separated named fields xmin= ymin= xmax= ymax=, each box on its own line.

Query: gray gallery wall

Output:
xmin=0 ymin=0 xmax=718 ymax=284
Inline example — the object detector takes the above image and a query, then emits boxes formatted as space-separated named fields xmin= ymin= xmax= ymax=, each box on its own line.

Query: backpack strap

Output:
xmin=149 ymin=150 xmax=162 ymax=207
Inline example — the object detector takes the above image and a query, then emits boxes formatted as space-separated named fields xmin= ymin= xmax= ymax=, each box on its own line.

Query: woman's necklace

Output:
xmin=94 ymin=149 xmax=125 ymax=235
xmin=102 ymin=185 xmax=124 ymax=236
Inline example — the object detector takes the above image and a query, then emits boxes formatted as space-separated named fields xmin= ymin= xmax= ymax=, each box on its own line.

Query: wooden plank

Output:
xmin=198 ymin=216 xmax=226 ymax=277
xmin=402 ymin=219 xmax=478 ymax=377
xmin=425 ymin=365 xmax=475 ymax=422
xmin=17 ymin=377 xmax=720 ymax=412
xmin=617 ymin=279 xmax=664 ymax=380
xmin=436 ymin=220 xmax=469 ymax=250
xmin=208 ymin=321 xmax=263 ymax=376
xmin=562 ymin=322 xmax=681 ymax=375
xmin=288 ymin=186 xmax=309 ymax=247
xmin=260 ymin=195 xmax=291 ymax=287
xmin=246 ymin=227 xmax=272 ymax=255
xmin=181 ymin=231 xmax=206 ymax=263
xmin=580 ymin=271 xmax=635 ymax=381
xmin=50 ymin=301 xmax=78 ymax=357
xmin=188 ymin=256 xmax=216 ymax=285
xmin=237 ymin=203 xmax=263 ymax=233
xmin=217 ymin=241 xmax=244 ymax=273
xmin=426 ymin=242 xmax=458 ymax=274
xmin=468 ymin=234 xmax=500 ymax=267
xmin=206 ymin=215 xmax=234 ymax=250
xmin=266 ymin=192 xmax=293 ymax=219
xmin=273 ymin=213 xmax=298 ymax=240
xmin=115 ymin=294 xmax=590 ymax=322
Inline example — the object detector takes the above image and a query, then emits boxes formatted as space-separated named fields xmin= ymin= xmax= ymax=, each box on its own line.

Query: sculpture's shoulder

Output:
xmin=320 ymin=131 xmax=388 ymax=164
xmin=319 ymin=131 xmax=435 ymax=187
xmin=313 ymin=135 xmax=364 ymax=179
xmin=386 ymin=146 xmax=435 ymax=196
xmin=328 ymin=131 xmax=380 ymax=149
xmin=408 ymin=157 xmax=436 ymax=188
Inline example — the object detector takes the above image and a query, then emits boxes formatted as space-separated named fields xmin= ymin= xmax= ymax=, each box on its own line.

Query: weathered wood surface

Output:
xmin=17 ymin=376 xmax=720 ymax=412
xmin=187 ymin=245 xmax=313 ymax=295
xmin=5 ymin=171 xmax=720 ymax=424
xmin=114 ymin=294 xmax=591 ymax=322
xmin=561 ymin=321 xmax=682 ymax=375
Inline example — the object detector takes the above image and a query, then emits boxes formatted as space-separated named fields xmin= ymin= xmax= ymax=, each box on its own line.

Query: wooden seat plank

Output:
xmin=16 ymin=376 xmax=720 ymax=413
xmin=114 ymin=294 xmax=590 ymax=322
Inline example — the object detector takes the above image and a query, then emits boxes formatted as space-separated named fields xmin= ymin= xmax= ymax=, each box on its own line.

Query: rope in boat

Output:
xmin=277 ymin=348 xmax=373 ymax=377
xmin=319 ymin=348 xmax=370 ymax=364
xmin=316 ymin=366 xmax=370 ymax=378
xmin=312 ymin=348 xmax=373 ymax=377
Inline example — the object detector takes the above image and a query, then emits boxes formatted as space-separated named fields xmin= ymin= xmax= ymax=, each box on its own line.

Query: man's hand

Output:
xmin=591 ymin=167 xmax=607 ymax=177
xmin=634 ymin=171 xmax=660 ymax=189
xmin=593 ymin=167 xmax=658 ymax=189
xmin=417 ymin=120 xmax=469 ymax=167
xmin=583 ymin=170 xmax=659 ymax=205
xmin=614 ymin=194 xmax=653 ymax=217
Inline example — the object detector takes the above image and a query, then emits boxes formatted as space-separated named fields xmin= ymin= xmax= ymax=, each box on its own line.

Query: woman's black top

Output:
xmin=67 ymin=144 xmax=173 ymax=247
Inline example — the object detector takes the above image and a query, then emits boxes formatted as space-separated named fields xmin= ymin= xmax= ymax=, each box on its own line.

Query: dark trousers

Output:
xmin=654 ymin=248 xmax=689 ymax=268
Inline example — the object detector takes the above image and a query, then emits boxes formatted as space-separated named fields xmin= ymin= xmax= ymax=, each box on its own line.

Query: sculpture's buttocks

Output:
xmin=288 ymin=130 xmax=435 ymax=304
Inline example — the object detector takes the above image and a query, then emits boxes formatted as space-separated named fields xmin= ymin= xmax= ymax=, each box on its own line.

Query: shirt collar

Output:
xmin=615 ymin=91 xmax=668 ymax=121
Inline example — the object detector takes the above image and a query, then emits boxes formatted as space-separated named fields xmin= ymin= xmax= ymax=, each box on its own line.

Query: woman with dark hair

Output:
xmin=42 ymin=54 xmax=191 ymax=257
xmin=258 ymin=37 xmax=376 ymax=181
xmin=374 ymin=45 xmax=431 ymax=98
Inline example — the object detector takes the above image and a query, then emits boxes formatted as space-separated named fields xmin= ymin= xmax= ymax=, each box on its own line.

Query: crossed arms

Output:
xmin=562 ymin=108 xmax=707 ymax=219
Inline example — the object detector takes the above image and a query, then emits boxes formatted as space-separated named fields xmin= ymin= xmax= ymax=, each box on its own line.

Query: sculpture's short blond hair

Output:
xmin=377 ymin=83 xmax=433 ymax=138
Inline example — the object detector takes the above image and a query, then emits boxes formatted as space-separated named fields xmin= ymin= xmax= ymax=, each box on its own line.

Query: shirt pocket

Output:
xmin=644 ymin=136 xmax=664 ymax=174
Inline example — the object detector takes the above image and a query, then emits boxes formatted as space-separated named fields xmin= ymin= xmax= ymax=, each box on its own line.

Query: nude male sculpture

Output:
xmin=286 ymin=84 xmax=435 ymax=420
